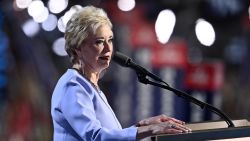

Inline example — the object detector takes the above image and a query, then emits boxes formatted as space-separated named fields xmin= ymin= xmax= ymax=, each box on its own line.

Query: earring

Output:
xmin=79 ymin=60 xmax=85 ymax=74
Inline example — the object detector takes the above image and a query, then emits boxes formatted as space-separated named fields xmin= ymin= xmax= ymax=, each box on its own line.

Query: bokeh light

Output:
xmin=195 ymin=19 xmax=215 ymax=47
xmin=41 ymin=14 xmax=58 ymax=31
xmin=33 ymin=7 xmax=49 ymax=23
xmin=52 ymin=37 xmax=67 ymax=56
xmin=57 ymin=5 xmax=82 ymax=33
xmin=15 ymin=0 xmax=32 ymax=9
xmin=48 ymin=0 xmax=68 ymax=14
xmin=27 ymin=0 xmax=45 ymax=18
xmin=155 ymin=9 xmax=176 ymax=44
xmin=22 ymin=19 xmax=40 ymax=37
xmin=117 ymin=0 xmax=136 ymax=12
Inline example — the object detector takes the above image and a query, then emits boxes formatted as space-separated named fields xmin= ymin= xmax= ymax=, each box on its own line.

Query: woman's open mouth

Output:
xmin=99 ymin=56 xmax=110 ymax=61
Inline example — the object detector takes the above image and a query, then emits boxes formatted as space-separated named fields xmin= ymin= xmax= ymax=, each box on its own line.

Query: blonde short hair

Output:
xmin=65 ymin=6 xmax=112 ymax=63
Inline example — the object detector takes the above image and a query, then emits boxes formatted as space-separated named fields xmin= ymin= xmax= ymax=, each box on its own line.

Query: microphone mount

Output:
xmin=112 ymin=51 xmax=235 ymax=128
xmin=135 ymin=69 xmax=235 ymax=128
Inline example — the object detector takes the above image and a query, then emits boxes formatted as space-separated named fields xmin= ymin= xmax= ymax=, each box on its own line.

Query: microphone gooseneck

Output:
xmin=112 ymin=52 xmax=170 ymax=86
xmin=112 ymin=51 xmax=235 ymax=128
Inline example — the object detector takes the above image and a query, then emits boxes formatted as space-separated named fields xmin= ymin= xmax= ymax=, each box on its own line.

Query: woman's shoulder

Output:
xmin=61 ymin=69 xmax=93 ymax=93
xmin=52 ymin=69 xmax=95 ymax=104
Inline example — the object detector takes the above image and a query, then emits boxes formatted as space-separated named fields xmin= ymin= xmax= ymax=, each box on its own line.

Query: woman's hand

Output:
xmin=136 ymin=114 xmax=185 ymax=127
xmin=136 ymin=115 xmax=192 ymax=140
xmin=136 ymin=121 xmax=192 ymax=140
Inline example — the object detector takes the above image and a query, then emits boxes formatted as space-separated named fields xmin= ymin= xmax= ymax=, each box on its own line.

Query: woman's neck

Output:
xmin=83 ymin=71 xmax=99 ymax=86
xmin=72 ymin=64 xmax=99 ymax=86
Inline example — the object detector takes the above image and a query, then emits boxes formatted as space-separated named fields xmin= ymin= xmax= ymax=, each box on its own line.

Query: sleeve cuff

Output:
xmin=124 ymin=126 xmax=138 ymax=141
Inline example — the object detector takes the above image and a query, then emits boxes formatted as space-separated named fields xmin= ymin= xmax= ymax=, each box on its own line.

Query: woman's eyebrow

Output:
xmin=95 ymin=37 xmax=104 ymax=40
xmin=95 ymin=35 xmax=113 ymax=40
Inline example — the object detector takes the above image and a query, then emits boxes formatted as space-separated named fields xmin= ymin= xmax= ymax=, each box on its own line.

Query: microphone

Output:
xmin=112 ymin=51 xmax=168 ymax=85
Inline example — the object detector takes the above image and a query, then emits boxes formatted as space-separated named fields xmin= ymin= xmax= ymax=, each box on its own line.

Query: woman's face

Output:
xmin=78 ymin=24 xmax=113 ymax=73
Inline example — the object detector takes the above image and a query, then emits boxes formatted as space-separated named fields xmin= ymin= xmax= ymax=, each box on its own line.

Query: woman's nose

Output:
xmin=104 ymin=41 xmax=112 ymax=51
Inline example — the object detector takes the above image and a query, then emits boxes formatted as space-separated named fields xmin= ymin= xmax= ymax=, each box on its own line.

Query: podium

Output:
xmin=153 ymin=119 xmax=250 ymax=141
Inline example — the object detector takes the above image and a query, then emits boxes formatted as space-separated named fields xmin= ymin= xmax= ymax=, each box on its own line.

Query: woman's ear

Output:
xmin=74 ymin=47 xmax=82 ymax=57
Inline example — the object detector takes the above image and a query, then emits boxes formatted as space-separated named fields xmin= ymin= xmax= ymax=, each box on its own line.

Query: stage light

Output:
xmin=52 ymin=37 xmax=67 ymax=56
xmin=27 ymin=0 xmax=45 ymax=18
xmin=33 ymin=7 xmax=49 ymax=23
xmin=195 ymin=19 xmax=215 ymax=47
xmin=117 ymin=0 xmax=135 ymax=12
xmin=41 ymin=14 xmax=57 ymax=31
xmin=155 ymin=9 xmax=176 ymax=44
xmin=57 ymin=5 xmax=81 ymax=33
xmin=15 ymin=0 xmax=32 ymax=9
xmin=22 ymin=19 xmax=40 ymax=37
xmin=48 ymin=0 xmax=68 ymax=14
xmin=248 ymin=5 xmax=250 ymax=19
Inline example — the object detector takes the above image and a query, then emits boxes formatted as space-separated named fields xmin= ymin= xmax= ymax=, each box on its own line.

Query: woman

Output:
xmin=51 ymin=5 xmax=191 ymax=141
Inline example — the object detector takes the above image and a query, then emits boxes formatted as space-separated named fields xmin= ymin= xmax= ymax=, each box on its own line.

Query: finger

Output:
xmin=158 ymin=114 xmax=171 ymax=121
xmin=171 ymin=123 xmax=192 ymax=133
xmin=138 ymin=115 xmax=166 ymax=126
xmin=152 ymin=128 xmax=183 ymax=135
xmin=150 ymin=122 xmax=190 ymax=135
xmin=154 ymin=115 xmax=184 ymax=125
xmin=157 ymin=115 xmax=187 ymax=125
xmin=138 ymin=120 xmax=149 ymax=126
xmin=160 ymin=128 xmax=184 ymax=134
xmin=165 ymin=117 xmax=186 ymax=125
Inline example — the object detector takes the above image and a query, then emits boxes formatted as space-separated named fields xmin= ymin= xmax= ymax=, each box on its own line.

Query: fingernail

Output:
xmin=182 ymin=130 xmax=188 ymax=133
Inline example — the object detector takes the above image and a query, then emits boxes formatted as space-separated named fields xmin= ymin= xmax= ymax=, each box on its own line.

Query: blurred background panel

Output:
xmin=1 ymin=0 xmax=250 ymax=140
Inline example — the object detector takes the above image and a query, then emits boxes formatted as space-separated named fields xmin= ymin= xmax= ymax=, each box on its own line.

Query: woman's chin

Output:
xmin=98 ymin=62 xmax=110 ymax=69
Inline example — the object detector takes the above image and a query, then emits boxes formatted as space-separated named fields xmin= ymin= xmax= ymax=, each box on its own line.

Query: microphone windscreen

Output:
xmin=112 ymin=52 xmax=130 ymax=67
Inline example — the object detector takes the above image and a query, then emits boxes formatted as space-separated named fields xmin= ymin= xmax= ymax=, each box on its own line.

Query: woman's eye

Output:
xmin=108 ymin=38 xmax=113 ymax=43
xmin=95 ymin=40 xmax=104 ymax=45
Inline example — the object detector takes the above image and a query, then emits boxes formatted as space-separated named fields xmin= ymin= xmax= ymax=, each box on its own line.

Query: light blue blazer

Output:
xmin=51 ymin=69 xmax=137 ymax=141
